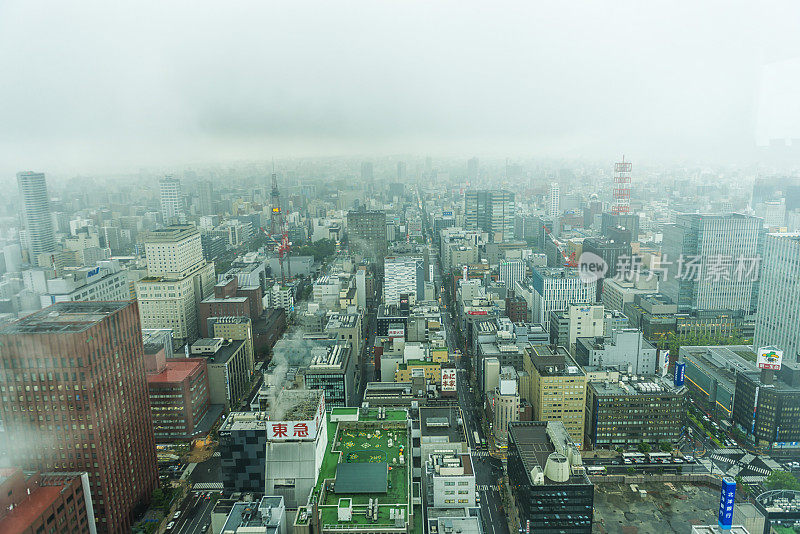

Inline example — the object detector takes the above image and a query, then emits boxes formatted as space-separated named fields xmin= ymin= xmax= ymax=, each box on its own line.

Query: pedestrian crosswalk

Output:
xmin=476 ymin=485 xmax=499 ymax=492
xmin=212 ymin=451 xmax=221 ymax=457
xmin=472 ymin=450 xmax=492 ymax=457
xmin=193 ymin=482 xmax=224 ymax=490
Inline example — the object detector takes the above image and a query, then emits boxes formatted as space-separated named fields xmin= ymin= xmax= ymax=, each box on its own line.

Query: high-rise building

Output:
xmin=547 ymin=182 xmax=560 ymax=219
xmin=197 ymin=180 xmax=214 ymax=215
xmin=527 ymin=267 xmax=597 ymax=330
xmin=524 ymin=345 xmax=587 ymax=447
xmin=661 ymin=214 xmax=762 ymax=313
xmin=16 ymin=171 xmax=57 ymax=259
xmin=159 ymin=176 xmax=183 ymax=224
xmin=0 ymin=302 xmax=158 ymax=534
xmin=135 ymin=225 xmax=216 ymax=347
xmin=360 ymin=161 xmax=374 ymax=183
xmin=383 ymin=255 xmax=424 ymax=306
xmin=467 ymin=157 xmax=479 ymax=182
xmin=754 ymin=233 xmax=800 ymax=362
xmin=346 ymin=210 xmax=387 ymax=267
xmin=464 ymin=189 xmax=515 ymax=242
xmin=500 ymin=259 xmax=525 ymax=290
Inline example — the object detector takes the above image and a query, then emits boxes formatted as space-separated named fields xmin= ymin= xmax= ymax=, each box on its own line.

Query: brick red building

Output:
xmin=0 ymin=302 xmax=158 ymax=534
xmin=0 ymin=468 xmax=95 ymax=534
xmin=505 ymin=295 xmax=528 ymax=323
xmin=198 ymin=277 xmax=263 ymax=337
xmin=146 ymin=358 xmax=210 ymax=441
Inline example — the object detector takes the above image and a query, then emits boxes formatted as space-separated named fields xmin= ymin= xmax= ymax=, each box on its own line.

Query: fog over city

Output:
xmin=2 ymin=0 xmax=800 ymax=175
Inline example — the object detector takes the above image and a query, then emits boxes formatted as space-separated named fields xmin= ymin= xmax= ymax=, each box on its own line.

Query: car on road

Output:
xmin=166 ymin=522 xmax=175 ymax=530
xmin=173 ymin=511 xmax=181 ymax=520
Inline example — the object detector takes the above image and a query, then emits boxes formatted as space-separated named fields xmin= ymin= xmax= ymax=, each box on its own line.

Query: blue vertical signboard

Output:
xmin=674 ymin=362 xmax=686 ymax=387
xmin=718 ymin=477 xmax=736 ymax=530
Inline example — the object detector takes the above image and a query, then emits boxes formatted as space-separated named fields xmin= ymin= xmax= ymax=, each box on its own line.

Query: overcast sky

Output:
xmin=1 ymin=0 xmax=799 ymax=175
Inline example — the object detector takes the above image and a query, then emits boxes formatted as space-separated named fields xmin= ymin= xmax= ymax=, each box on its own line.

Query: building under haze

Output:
xmin=159 ymin=176 xmax=184 ymax=225
xmin=16 ymin=171 xmax=57 ymax=260
xmin=0 ymin=302 xmax=158 ymax=534
xmin=347 ymin=210 xmax=387 ymax=267
xmin=754 ymin=233 xmax=800 ymax=362
xmin=465 ymin=189 xmax=515 ymax=242
xmin=661 ymin=213 xmax=762 ymax=313
xmin=384 ymin=255 xmax=424 ymax=306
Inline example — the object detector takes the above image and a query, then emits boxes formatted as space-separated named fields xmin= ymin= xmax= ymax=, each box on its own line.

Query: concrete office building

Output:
xmin=17 ymin=171 xmax=57 ymax=259
xmin=146 ymin=358 xmax=211 ymax=441
xmin=547 ymin=182 xmax=561 ymax=219
xmin=507 ymin=421 xmax=593 ymax=533
xmin=159 ymin=176 xmax=183 ymax=224
xmin=548 ymin=304 xmax=605 ymax=349
xmin=754 ymin=233 xmax=800 ymax=362
xmin=302 ymin=341 xmax=355 ymax=407
xmin=191 ymin=338 xmax=251 ymax=411
xmin=585 ymin=377 xmax=686 ymax=449
xmin=38 ymin=261 xmax=130 ymax=308
xmin=679 ymin=345 xmax=756 ymax=421
xmin=575 ymin=328 xmax=658 ymax=376
xmin=661 ymin=213 xmax=762 ymax=313
xmin=136 ymin=225 xmax=216 ymax=347
xmin=465 ymin=190 xmax=515 ymax=242
xmin=384 ymin=256 xmax=424 ymax=306
xmin=601 ymin=275 xmax=659 ymax=313
xmin=493 ymin=367 xmax=521 ymax=446
xmin=0 ymin=302 xmax=158 ymax=534
xmin=424 ymin=453 xmax=476 ymax=508
xmin=524 ymin=345 xmax=587 ymax=448
xmin=500 ymin=259 xmax=525 ymax=290
xmin=219 ymin=496 xmax=287 ymax=534
xmin=528 ymin=267 xmax=597 ymax=330
xmin=218 ymin=411 xmax=270 ymax=493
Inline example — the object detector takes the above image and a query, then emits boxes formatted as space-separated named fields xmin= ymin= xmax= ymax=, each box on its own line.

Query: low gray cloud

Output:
xmin=1 ymin=0 xmax=798 ymax=174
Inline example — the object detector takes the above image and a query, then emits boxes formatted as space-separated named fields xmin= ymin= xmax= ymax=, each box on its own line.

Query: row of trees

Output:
xmin=656 ymin=331 xmax=750 ymax=355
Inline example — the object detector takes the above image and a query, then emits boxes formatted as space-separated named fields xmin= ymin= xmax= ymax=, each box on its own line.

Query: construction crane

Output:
xmin=542 ymin=224 xmax=577 ymax=267
xmin=266 ymin=170 xmax=291 ymax=284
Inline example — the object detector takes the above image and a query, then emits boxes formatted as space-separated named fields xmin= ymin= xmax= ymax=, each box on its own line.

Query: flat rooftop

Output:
xmin=589 ymin=377 xmax=684 ymax=397
xmin=508 ymin=422 xmax=590 ymax=486
xmin=204 ymin=339 xmax=245 ymax=365
xmin=147 ymin=359 xmax=203 ymax=384
xmin=326 ymin=313 xmax=359 ymax=329
xmin=419 ymin=406 xmax=466 ymax=443
xmin=0 ymin=301 xmax=130 ymax=334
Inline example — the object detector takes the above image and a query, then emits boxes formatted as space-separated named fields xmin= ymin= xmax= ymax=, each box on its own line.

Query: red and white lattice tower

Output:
xmin=612 ymin=156 xmax=632 ymax=215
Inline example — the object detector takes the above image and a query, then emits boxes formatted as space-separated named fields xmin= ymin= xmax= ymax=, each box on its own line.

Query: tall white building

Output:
xmin=17 ymin=171 xmax=57 ymax=258
xmin=384 ymin=255 xmax=424 ymax=306
xmin=754 ymin=233 xmax=800 ymax=362
xmin=500 ymin=259 xmax=525 ymax=290
xmin=493 ymin=366 xmax=520 ymax=445
xmin=529 ymin=267 xmax=597 ymax=330
xmin=136 ymin=225 xmax=215 ymax=347
xmin=547 ymin=182 xmax=561 ymax=218
xmin=159 ymin=176 xmax=184 ymax=224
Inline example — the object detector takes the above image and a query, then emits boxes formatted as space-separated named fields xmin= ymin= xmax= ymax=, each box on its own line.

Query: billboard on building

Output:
xmin=718 ymin=477 xmax=736 ymax=529
xmin=757 ymin=347 xmax=783 ymax=370
xmin=266 ymin=395 xmax=326 ymax=442
xmin=387 ymin=326 xmax=405 ymax=339
xmin=659 ymin=349 xmax=670 ymax=377
xmin=674 ymin=362 xmax=685 ymax=387
xmin=442 ymin=368 xmax=457 ymax=391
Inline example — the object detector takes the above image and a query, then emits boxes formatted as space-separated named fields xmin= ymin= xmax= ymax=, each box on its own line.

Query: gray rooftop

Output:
xmin=0 ymin=301 xmax=131 ymax=334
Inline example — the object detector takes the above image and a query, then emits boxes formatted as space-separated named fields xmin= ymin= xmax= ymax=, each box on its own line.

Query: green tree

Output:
xmin=763 ymin=470 xmax=800 ymax=491
xmin=637 ymin=442 xmax=651 ymax=454
xmin=151 ymin=487 xmax=167 ymax=509
xmin=659 ymin=441 xmax=673 ymax=453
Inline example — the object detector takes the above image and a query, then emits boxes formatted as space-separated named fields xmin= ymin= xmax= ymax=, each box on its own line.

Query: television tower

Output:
xmin=612 ymin=156 xmax=632 ymax=215
xmin=267 ymin=169 xmax=291 ymax=283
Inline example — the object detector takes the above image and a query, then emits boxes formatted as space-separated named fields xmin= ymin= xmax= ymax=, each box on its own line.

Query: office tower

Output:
xmin=754 ymin=233 xmax=800 ymax=361
xmin=612 ymin=157 xmax=632 ymax=215
xmin=661 ymin=213 xmax=762 ymax=313
xmin=500 ymin=259 xmax=525 ymax=290
xmin=528 ymin=267 xmax=597 ymax=329
xmin=467 ymin=157 xmax=479 ymax=182
xmin=524 ymin=345 xmax=587 ymax=447
xmin=0 ymin=302 xmax=158 ymax=534
xmin=159 ymin=176 xmax=183 ymax=224
xmin=547 ymin=182 xmax=560 ymax=218
xmin=383 ymin=255 xmax=424 ymax=306
xmin=346 ymin=210 xmax=387 ymax=267
xmin=135 ymin=225 xmax=216 ymax=347
xmin=360 ymin=161 xmax=374 ymax=183
xmin=581 ymin=236 xmax=631 ymax=278
xmin=396 ymin=161 xmax=407 ymax=180
xmin=198 ymin=180 xmax=214 ymax=215
xmin=464 ymin=189 xmax=516 ymax=242
xmin=16 ymin=171 xmax=57 ymax=258
xmin=600 ymin=212 xmax=640 ymax=243
xmin=507 ymin=422 xmax=593 ymax=533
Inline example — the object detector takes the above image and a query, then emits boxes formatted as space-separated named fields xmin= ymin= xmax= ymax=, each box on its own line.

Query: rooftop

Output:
xmin=527 ymin=345 xmax=585 ymax=377
xmin=0 ymin=301 xmax=130 ymax=334
xmin=508 ymin=421 xmax=590 ymax=486
xmin=147 ymin=359 xmax=204 ymax=384
xmin=588 ymin=376 xmax=684 ymax=397
xmin=326 ymin=313 xmax=359 ymax=329
xmin=203 ymin=339 xmax=245 ymax=365
xmin=419 ymin=406 xmax=466 ymax=443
